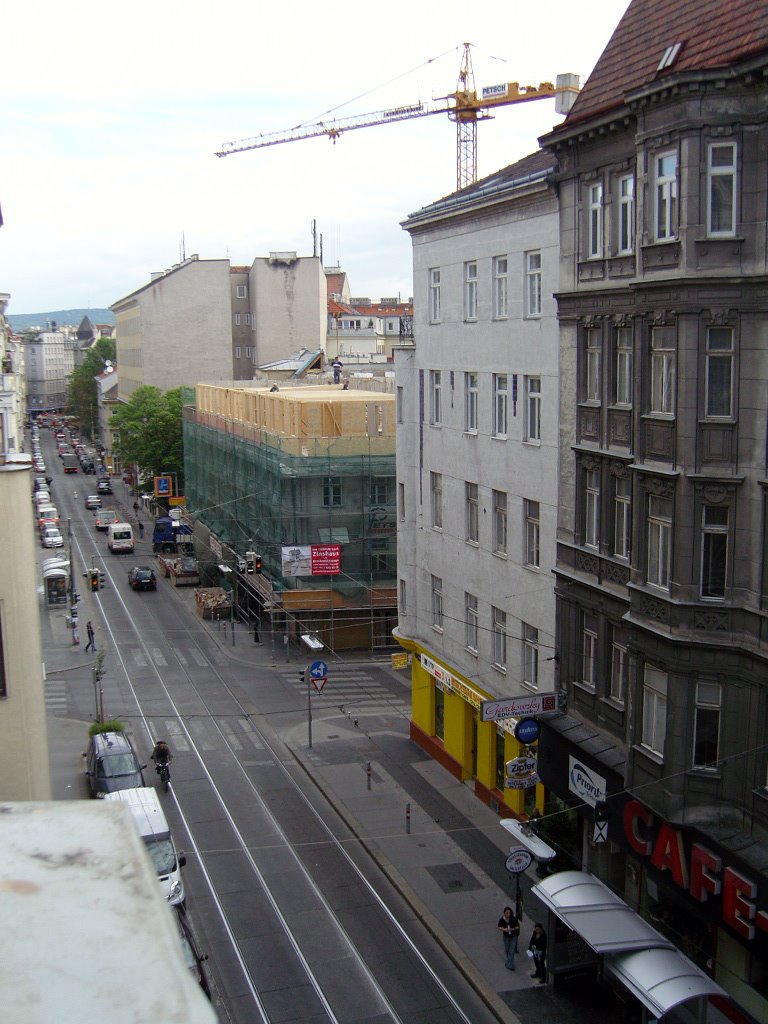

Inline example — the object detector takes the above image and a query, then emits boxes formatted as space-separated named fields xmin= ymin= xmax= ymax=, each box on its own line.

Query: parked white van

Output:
xmin=107 ymin=522 xmax=134 ymax=553
xmin=104 ymin=787 xmax=186 ymax=905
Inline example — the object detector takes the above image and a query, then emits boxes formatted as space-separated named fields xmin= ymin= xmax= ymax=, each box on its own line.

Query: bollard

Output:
xmin=366 ymin=761 xmax=372 ymax=791
xmin=405 ymin=802 xmax=411 ymax=834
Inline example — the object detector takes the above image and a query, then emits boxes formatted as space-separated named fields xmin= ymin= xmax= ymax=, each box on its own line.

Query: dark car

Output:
xmin=83 ymin=731 xmax=146 ymax=797
xmin=128 ymin=566 xmax=157 ymax=591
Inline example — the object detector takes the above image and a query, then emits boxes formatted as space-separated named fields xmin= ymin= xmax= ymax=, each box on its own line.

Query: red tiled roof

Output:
xmin=327 ymin=299 xmax=360 ymax=315
xmin=566 ymin=0 xmax=768 ymax=125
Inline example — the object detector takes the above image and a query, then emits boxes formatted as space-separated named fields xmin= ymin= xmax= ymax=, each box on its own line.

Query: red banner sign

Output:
xmin=310 ymin=545 xmax=341 ymax=575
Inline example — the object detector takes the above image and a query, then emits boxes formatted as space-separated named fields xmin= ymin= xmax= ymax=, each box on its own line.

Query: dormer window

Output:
xmin=657 ymin=42 xmax=682 ymax=72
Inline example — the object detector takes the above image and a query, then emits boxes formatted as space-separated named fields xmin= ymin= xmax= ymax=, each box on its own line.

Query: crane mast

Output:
xmin=216 ymin=44 xmax=579 ymax=191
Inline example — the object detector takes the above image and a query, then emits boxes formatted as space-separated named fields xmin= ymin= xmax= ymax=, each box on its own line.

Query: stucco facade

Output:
xmin=0 ymin=459 xmax=52 ymax=800
xmin=249 ymin=253 xmax=327 ymax=366
xmin=394 ymin=153 xmax=560 ymax=817
xmin=112 ymin=257 xmax=234 ymax=400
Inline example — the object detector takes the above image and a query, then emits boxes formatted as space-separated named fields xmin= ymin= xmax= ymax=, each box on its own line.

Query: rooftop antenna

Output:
xmin=181 ymin=232 xmax=186 ymax=261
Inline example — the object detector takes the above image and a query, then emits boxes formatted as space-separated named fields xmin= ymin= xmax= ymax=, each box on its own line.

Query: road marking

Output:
xmin=190 ymin=649 xmax=208 ymax=667
xmin=151 ymin=647 xmax=168 ymax=666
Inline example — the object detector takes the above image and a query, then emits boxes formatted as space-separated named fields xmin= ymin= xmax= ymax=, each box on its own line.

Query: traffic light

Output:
xmin=246 ymin=550 xmax=255 ymax=574
xmin=89 ymin=569 xmax=99 ymax=592
xmin=254 ymin=554 xmax=262 ymax=573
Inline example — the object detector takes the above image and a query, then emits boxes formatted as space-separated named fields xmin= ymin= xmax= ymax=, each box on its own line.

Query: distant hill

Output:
xmin=6 ymin=308 xmax=115 ymax=331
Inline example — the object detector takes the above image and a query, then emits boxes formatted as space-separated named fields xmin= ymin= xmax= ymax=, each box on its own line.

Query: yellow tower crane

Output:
xmin=216 ymin=43 xmax=580 ymax=191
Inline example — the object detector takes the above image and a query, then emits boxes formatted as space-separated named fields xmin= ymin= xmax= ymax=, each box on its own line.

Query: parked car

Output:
xmin=94 ymin=508 xmax=119 ymax=531
xmin=83 ymin=730 xmax=146 ymax=797
xmin=84 ymin=494 xmax=102 ymax=510
xmin=36 ymin=505 xmax=59 ymax=528
xmin=41 ymin=525 xmax=64 ymax=548
xmin=128 ymin=566 xmax=157 ymax=591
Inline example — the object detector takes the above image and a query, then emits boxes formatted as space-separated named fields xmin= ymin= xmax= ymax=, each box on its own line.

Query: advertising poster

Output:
xmin=282 ymin=544 xmax=341 ymax=577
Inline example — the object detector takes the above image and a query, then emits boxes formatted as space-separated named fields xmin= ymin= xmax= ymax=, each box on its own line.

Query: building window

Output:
xmin=493 ymin=374 xmax=508 ymax=437
xmin=245 ymin=346 xmax=253 ymax=358
xmin=492 ymin=606 xmax=507 ymax=669
xmin=618 ymin=174 xmax=634 ymax=254
xmin=465 ymin=482 xmax=479 ymax=543
xmin=235 ymin=345 xmax=242 ymax=358
xmin=655 ymin=152 xmax=678 ymax=240
xmin=588 ymin=182 xmax=603 ymax=257
xmin=585 ymin=468 xmax=600 ymax=549
xmin=493 ymin=256 xmax=508 ymax=317
xmin=465 ymin=593 xmax=478 ymax=652
xmin=526 ymin=251 xmax=542 ymax=316
xmin=614 ymin=327 xmax=632 ymax=406
xmin=705 ymin=326 xmax=733 ymax=418
xmin=430 ymin=471 xmax=443 ymax=529
xmin=693 ymin=681 xmax=721 ymax=769
xmin=234 ymin=313 xmax=241 ymax=326
xmin=642 ymin=665 xmax=668 ymax=757
xmin=429 ymin=370 xmax=442 ymax=424
xmin=244 ymin=313 xmax=252 ymax=325
xmin=236 ymin=284 xmax=247 ymax=298
xmin=429 ymin=268 xmax=441 ymax=322
xmin=582 ymin=614 xmax=598 ymax=690
xmin=613 ymin=475 xmax=631 ymax=560
xmin=0 ymin=616 xmax=6 ymax=699
xmin=396 ymin=385 xmax=404 ymax=424
xmin=464 ymin=261 xmax=478 ymax=320
xmin=398 ymin=481 xmax=405 ymax=522
xmin=431 ymin=575 xmax=444 ymax=630
xmin=707 ymin=142 xmax=736 ymax=237
xmin=322 ymin=476 xmax=343 ymax=507
xmin=493 ymin=489 xmax=507 ymax=555
xmin=525 ymin=499 xmax=540 ymax=568
xmin=495 ymin=731 xmax=506 ymax=791
xmin=647 ymin=494 xmax=673 ymax=589
xmin=585 ymin=329 xmax=601 ymax=403
xmin=649 ymin=328 xmax=676 ymax=415
xmin=522 ymin=623 xmax=539 ymax=689
xmin=525 ymin=376 xmax=541 ymax=442
xmin=434 ymin=685 xmax=445 ymax=739
xmin=399 ymin=578 xmax=406 ymax=612
xmin=701 ymin=504 xmax=728 ymax=599
xmin=610 ymin=628 xmax=628 ymax=704
xmin=370 ymin=477 xmax=389 ymax=504
xmin=465 ymin=372 xmax=478 ymax=432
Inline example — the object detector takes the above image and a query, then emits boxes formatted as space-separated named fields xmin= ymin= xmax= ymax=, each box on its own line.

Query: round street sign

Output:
xmin=309 ymin=660 xmax=329 ymax=679
xmin=505 ymin=848 xmax=533 ymax=874
xmin=514 ymin=717 xmax=541 ymax=744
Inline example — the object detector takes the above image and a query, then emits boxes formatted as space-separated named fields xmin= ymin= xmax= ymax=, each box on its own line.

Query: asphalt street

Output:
xmin=39 ymin=436 xmax=625 ymax=1024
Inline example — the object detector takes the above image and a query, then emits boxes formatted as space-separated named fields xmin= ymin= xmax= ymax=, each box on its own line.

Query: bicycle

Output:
xmin=156 ymin=760 xmax=171 ymax=792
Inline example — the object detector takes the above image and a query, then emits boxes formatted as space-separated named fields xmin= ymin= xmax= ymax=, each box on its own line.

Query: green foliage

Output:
xmin=110 ymin=385 xmax=185 ymax=488
xmin=88 ymin=719 xmax=124 ymax=737
xmin=66 ymin=339 xmax=117 ymax=438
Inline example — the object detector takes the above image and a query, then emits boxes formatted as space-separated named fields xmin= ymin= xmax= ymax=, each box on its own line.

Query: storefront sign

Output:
xmin=568 ymin=756 xmax=607 ymax=809
xmin=505 ymin=848 xmax=533 ymax=873
xmin=420 ymin=654 xmax=485 ymax=710
xmin=514 ymin=717 xmax=541 ymax=744
xmin=505 ymin=754 xmax=539 ymax=789
xmin=623 ymin=799 xmax=768 ymax=943
xmin=481 ymin=692 xmax=558 ymax=722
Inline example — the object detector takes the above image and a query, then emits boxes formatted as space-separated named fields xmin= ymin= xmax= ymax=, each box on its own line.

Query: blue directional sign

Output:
xmin=309 ymin=660 xmax=329 ymax=679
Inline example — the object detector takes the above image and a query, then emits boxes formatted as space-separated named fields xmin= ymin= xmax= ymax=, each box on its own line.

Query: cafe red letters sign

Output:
xmin=623 ymin=799 xmax=768 ymax=942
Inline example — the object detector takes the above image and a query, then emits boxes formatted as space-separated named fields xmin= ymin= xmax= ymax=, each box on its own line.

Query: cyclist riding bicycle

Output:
xmin=151 ymin=739 xmax=172 ymax=768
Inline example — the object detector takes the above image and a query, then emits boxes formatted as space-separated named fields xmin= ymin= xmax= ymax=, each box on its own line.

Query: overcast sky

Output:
xmin=1 ymin=0 xmax=628 ymax=315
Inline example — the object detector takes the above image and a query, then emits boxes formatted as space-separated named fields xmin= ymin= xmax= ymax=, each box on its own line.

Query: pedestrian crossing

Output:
xmin=45 ymin=678 xmax=68 ymax=715
xmin=273 ymin=665 xmax=410 ymax=717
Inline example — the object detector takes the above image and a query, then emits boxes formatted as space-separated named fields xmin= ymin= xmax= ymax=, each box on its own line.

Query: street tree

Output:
xmin=67 ymin=339 xmax=117 ymax=437
xmin=109 ymin=385 xmax=185 ymax=490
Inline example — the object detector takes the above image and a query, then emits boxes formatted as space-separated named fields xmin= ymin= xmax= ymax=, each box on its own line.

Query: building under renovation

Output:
xmin=183 ymin=383 xmax=397 ymax=652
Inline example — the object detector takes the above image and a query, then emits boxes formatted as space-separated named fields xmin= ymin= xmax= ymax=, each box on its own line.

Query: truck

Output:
xmin=61 ymin=453 xmax=79 ymax=473
xmin=152 ymin=515 xmax=193 ymax=554
xmin=157 ymin=555 xmax=200 ymax=586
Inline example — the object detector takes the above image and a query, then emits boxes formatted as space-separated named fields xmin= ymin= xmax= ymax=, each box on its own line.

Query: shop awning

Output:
xmin=532 ymin=871 xmax=726 ymax=1016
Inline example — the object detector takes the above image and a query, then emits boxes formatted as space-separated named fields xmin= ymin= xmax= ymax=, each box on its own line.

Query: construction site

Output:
xmin=182 ymin=382 xmax=397 ymax=653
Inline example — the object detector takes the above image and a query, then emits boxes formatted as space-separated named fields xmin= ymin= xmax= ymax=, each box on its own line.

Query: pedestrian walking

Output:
xmin=253 ymin=619 xmax=261 ymax=644
xmin=528 ymin=922 xmax=548 ymax=983
xmin=138 ymin=520 xmax=144 ymax=539
xmin=133 ymin=501 xmax=140 ymax=516
xmin=498 ymin=906 xmax=520 ymax=970
xmin=84 ymin=621 xmax=96 ymax=653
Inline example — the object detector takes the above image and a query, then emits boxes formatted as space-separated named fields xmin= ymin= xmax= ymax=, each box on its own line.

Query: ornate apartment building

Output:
xmin=537 ymin=1 xmax=768 ymax=1018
